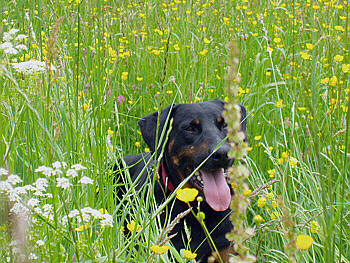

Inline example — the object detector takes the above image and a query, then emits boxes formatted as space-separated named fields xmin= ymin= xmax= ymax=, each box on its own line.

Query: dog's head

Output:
xmin=138 ymin=99 xmax=247 ymax=211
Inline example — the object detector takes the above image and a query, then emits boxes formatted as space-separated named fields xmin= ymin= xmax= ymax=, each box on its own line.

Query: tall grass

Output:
xmin=0 ymin=0 xmax=349 ymax=262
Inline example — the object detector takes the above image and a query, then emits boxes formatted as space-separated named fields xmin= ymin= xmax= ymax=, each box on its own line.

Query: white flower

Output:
xmin=10 ymin=202 xmax=29 ymax=217
xmin=52 ymin=161 xmax=62 ymax=169
xmin=66 ymin=168 xmax=78 ymax=178
xmin=56 ymin=177 xmax=72 ymax=189
xmin=71 ymin=164 xmax=87 ymax=171
xmin=15 ymin=44 xmax=27 ymax=51
xmin=12 ymin=60 xmax=56 ymax=75
xmin=27 ymin=198 xmax=40 ymax=208
xmin=7 ymin=174 xmax=23 ymax=185
xmin=33 ymin=178 xmax=48 ymax=191
xmin=81 ymin=207 xmax=102 ymax=218
xmin=68 ymin=209 xmax=80 ymax=218
xmin=100 ymin=214 xmax=114 ymax=228
xmin=35 ymin=166 xmax=55 ymax=177
xmin=15 ymin=34 xmax=27 ymax=41
xmin=79 ymin=176 xmax=93 ymax=185
xmin=4 ymin=47 xmax=18 ymax=55
xmin=0 ymin=180 xmax=13 ymax=192
xmin=36 ymin=240 xmax=45 ymax=246
xmin=3 ymin=29 xmax=19 ymax=41
xmin=0 ymin=168 xmax=9 ymax=175
xmin=28 ymin=253 xmax=37 ymax=260
xmin=0 ymin=42 xmax=13 ymax=50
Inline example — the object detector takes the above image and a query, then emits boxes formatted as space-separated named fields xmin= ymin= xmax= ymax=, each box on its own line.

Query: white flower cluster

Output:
xmin=62 ymin=207 xmax=114 ymax=228
xmin=0 ymin=28 xmax=28 ymax=56
xmin=12 ymin=60 xmax=57 ymax=75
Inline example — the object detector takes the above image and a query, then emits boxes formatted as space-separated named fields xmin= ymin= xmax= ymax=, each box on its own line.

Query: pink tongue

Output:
xmin=201 ymin=169 xmax=231 ymax=211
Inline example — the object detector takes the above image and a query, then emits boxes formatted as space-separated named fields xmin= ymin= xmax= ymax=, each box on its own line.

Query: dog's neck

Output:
xmin=159 ymin=159 xmax=175 ymax=192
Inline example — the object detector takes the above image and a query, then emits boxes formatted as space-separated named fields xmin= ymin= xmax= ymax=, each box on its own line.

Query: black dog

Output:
xmin=115 ymin=99 xmax=247 ymax=262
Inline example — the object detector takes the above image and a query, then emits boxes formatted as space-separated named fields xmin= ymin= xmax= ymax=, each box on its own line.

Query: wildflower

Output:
xmin=296 ymin=234 xmax=313 ymax=250
xmin=7 ymin=174 xmax=22 ymax=185
xmin=290 ymin=157 xmax=298 ymax=168
xmin=36 ymin=240 xmax=45 ymax=246
xmin=75 ymin=223 xmax=90 ymax=231
xmin=35 ymin=166 xmax=55 ymax=177
xmin=71 ymin=164 xmax=87 ymax=171
xmin=300 ymin=51 xmax=311 ymax=60
xmin=79 ymin=176 xmax=94 ymax=185
xmin=243 ymin=189 xmax=252 ymax=197
xmin=267 ymin=192 xmax=274 ymax=200
xmin=267 ymin=169 xmax=275 ymax=178
xmin=107 ymin=129 xmax=114 ymax=137
xmin=150 ymin=245 xmax=170 ymax=255
xmin=254 ymin=135 xmax=262 ymax=140
xmin=184 ymin=249 xmax=197 ymax=259
xmin=127 ymin=220 xmax=142 ymax=233
xmin=278 ymin=158 xmax=284 ymax=165
xmin=173 ymin=44 xmax=180 ymax=51
xmin=199 ymin=49 xmax=208 ymax=55
xmin=100 ymin=214 xmax=114 ymax=228
xmin=12 ymin=60 xmax=56 ymax=75
xmin=281 ymin=151 xmax=289 ymax=160
xmin=257 ymin=197 xmax=266 ymax=208
xmin=176 ymin=188 xmax=198 ymax=203
xmin=66 ymin=169 xmax=78 ymax=178
xmin=203 ymin=37 xmax=210 ymax=44
xmin=342 ymin=64 xmax=350 ymax=73
xmin=334 ymin=55 xmax=344 ymax=62
xmin=306 ymin=43 xmax=314 ymax=50
xmin=56 ymin=177 xmax=72 ymax=189
xmin=320 ymin=77 xmax=329 ymax=84
xmin=254 ymin=215 xmax=264 ymax=224
xmin=117 ymin=95 xmax=125 ymax=105
xmin=310 ymin=220 xmax=320 ymax=233
xmin=137 ymin=77 xmax=143 ymax=81
xmin=329 ymin=76 xmax=337 ymax=86
xmin=0 ymin=168 xmax=8 ymax=175
xmin=275 ymin=99 xmax=283 ymax=108
xmin=145 ymin=147 xmax=150 ymax=153
xmin=99 ymin=208 xmax=108 ymax=214
xmin=270 ymin=211 xmax=279 ymax=220
xmin=334 ymin=25 xmax=345 ymax=31
xmin=121 ymin=71 xmax=128 ymax=81
xmin=135 ymin=142 xmax=141 ymax=147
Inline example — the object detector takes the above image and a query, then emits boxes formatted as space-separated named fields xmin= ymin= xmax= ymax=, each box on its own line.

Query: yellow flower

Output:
xmin=273 ymin=37 xmax=281 ymax=44
xmin=290 ymin=157 xmax=298 ymax=168
xmin=184 ymin=249 xmax=197 ymax=259
xmin=275 ymin=99 xmax=283 ymax=108
xmin=254 ymin=135 xmax=262 ymax=140
xmin=334 ymin=55 xmax=344 ymax=62
xmin=203 ymin=37 xmax=210 ymax=44
xmin=270 ymin=211 xmax=279 ymax=220
xmin=173 ymin=43 xmax=180 ymax=51
xmin=342 ymin=64 xmax=350 ymax=73
xmin=99 ymin=208 xmax=109 ymax=214
xmin=320 ymin=77 xmax=329 ymax=84
xmin=137 ymin=77 xmax=143 ymax=81
xmin=334 ymin=25 xmax=345 ymax=31
xmin=271 ymin=201 xmax=278 ymax=208
xmin=176 ymin=188 xmax=199 ymax=203
xmin=306 ymin=43 xmax=314 ymax=50
xmin=300 ymin=51 xmax=311 ymax=60
xmin=75 ymin=223 xmax=90 ymax=231
xmin=243 ymin=189 xmax=252 ymax=197
xmin=199 ymin=49 xmax=208 ymax=56
xmin=278 ymin=158 xmax=284 ymax=165
xmin=281 ymin=151 xmax=289 ymax=160
xmin=121 ymin=71 xmax=128 ymax=81
xmin=310 ymin=220 xmax=320 ymax=233
xmin=135 ymin=142 xmax=141 ymax=147
xmin=254 ymin=215 xmax=264 ymax=224
xmin=267 ymin=169 xmax=275 ymax=178
xmin=329 ymin=76 xmax=337 ymax=86
xmin=267 ymin=192 xmax=274 ymax=200
xmin=150 ymin=245 xmax=170 ymax=255
xmin=107 ymin=129 xmax=114 ymax=137
xmin=257 ymin=197 xmax=266 ymax=208
xmin=127 ymin=220 xmax=142 ymax=233
xmin=145 ymin=147 xmax=150 ymax=153
xmin=296 ymin=234 xmax=313 ymax=250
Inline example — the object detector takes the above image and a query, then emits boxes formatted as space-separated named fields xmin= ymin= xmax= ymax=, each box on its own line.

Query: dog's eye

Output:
xmin=184 ymin=125 xmax=196 ymax=132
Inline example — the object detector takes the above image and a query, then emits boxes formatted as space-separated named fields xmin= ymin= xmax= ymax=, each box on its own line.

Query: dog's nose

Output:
xmin=212 ymin=150 xmax=228 ymax=161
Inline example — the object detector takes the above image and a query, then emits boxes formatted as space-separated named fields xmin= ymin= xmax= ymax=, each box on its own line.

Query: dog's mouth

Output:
xmin=189 ymin=168 xmax=231 ymax=212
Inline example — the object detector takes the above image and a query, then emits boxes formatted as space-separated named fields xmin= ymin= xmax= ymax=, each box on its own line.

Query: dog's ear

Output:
xmin=138 ymin=104 xmax=176 ymax=153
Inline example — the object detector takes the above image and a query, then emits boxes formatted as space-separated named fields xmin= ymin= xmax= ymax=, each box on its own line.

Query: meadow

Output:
xmin=0 ymin=0 xmax=349 ymax=262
